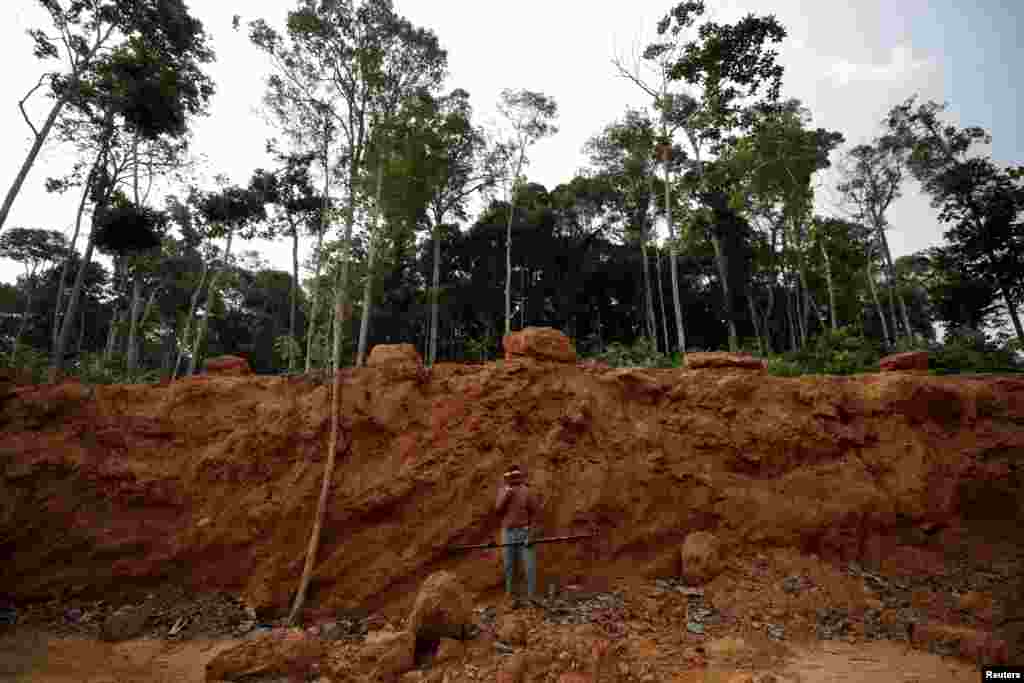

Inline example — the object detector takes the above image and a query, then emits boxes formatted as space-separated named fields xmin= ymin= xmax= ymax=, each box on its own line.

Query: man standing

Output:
xmin=495 ymin=464 xmax=540 ymax=607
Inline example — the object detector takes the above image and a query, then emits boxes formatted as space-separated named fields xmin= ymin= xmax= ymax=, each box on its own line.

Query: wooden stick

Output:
xmin=288 ymin=302 xmax=350 ymax=626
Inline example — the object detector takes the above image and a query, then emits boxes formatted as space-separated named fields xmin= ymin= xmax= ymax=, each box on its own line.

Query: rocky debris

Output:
xmin=538 ymin=591 xmax=628 ymax=632
xmin=100 ymin=604 xmax=154 ymax=642
xmin=910 ymin=622 xmax=1009 ymax=664
xmin=203 ymin=355 xmax=252 ymax=376
xmin=684 ymin=352 xmax=767 ymax=371
xmin=815 ymin=608 xmax=852 ymax=640
xmin=681 ymin=531 xmax=723 ymax=585
xmin=781 ymin=575 xmax=814 ymax=594
xmin=0 ymin=606 xmax=17 ymax=626
xmin=204 ymin=628 xmax=326 ymax=681
xmin=502 ymin=327 xmax=577 ymax=363
xmin=879 ymin=351 xmax=929 ymax=373
xmin=407 ymin=571 xmax=473 ymax=641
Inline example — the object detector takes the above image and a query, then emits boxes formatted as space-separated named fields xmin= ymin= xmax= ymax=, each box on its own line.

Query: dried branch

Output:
xmin=18 ymin=74 xmax=51 ymax=139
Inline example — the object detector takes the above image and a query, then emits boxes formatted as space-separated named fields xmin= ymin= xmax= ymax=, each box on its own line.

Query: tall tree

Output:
xmin=885 ymin=96 xmax=1024 ymax=344
xmin=413 ymin=89 xmax=491 ymax=367
xmin=727 ymin=100 xmax=844 ymax=347
xmin=3 ymin=0 xmax=211 ymax=232
xmin=251 ymin=153 xmax=323 ymax=370
xmin=181 ymin=182 xmax=269 ymax=376
xmin=632 ymin=0 xmax=788 ymax=352
xmin=0 ymin=227 xmax=69 ymax=360
xmin=51 ymin=20 xmax=215 ymax=379
xmin=584 ymin=109 xmax=661 ymax=348
xmin=491 ymin=88 xmax=559 ymax=337
xmin=836 ymin=142 xmax=914 ymax=345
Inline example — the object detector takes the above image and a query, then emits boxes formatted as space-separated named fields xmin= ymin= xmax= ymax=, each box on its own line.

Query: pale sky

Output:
xmin=1 ymin=0 xmax=1021 ymax=288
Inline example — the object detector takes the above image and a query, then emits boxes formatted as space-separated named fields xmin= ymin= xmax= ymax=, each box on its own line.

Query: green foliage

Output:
xmin=465 ymin=334 xmax=495 ymax=362
xmin=928 ymin=329 xmax=1024 ymax=375
xmin=70 ymin=351 xmax=162 ymax=384
xmin=0 ymin=346 xmax=51 ymax=383
xmin=273 ymin=335 xmax=302 ymax=370
xmin=767 ymin=326 xmax=883 ymax=376
xmin=591 ymin=337 xmax=676 ymax=368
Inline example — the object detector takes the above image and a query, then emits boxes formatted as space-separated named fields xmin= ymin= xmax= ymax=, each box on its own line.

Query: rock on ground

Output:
xmin=503 ymin=327 xmax=577 ymax=362
xmin=407 ymin=571 xmax=473 ymax=641
xmin=681 ymin=531 xmax=724 ymax=585
xmin=99 ymin=604 xmax=154 ymax=642
xmin=203 ymin=355 xmax=252 ymax=376
xmin=369 ymin=344 xmax=425 ymax=380
xmin=879 ymin=351 xmax=929 ymax=372
xmin=204 ymin=629 xmax=325 ymax=681
xmin=684 ymin=352 xmax=767 ymax=370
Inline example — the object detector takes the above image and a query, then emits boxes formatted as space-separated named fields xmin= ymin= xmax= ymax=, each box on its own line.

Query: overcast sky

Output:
xmin=1 ymin=0 xmax=1021 ymax=288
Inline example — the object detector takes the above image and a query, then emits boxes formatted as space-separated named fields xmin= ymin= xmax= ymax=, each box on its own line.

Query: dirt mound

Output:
xmin=1 ymin=359 xmax=1023 ymax=678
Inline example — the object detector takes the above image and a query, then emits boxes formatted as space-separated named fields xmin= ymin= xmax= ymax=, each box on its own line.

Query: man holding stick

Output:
xmin=495 ymin=464 xmax=541 ymax=607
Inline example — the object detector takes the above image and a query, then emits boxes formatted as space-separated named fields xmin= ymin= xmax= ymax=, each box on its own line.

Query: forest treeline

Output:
xmin=1 ymin=0 xmax=1022 ymax=383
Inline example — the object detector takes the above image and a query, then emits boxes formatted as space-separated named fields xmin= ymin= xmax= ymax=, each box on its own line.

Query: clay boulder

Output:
xmin=684 ymin=352 xmax=767 ymax=371
xmin=203 ymin=355 xmax=252 ymax=376
xmin=680 ymin=531 xmax=724 ymax=585
xmin=407 ymin=571 xmax=473 ymax=641
xmin=205 ymin=628 xmax=325 ymax=681
xmin=879 ymin=351 xmax=929 ymax=373
xmin=503 ymin=327 xmax=577 ymax=363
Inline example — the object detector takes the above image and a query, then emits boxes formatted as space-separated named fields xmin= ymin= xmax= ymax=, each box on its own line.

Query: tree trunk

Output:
xmin=11 ymin=275 xmax=37 ymax=364
xmin=304 ymin=229 xmax=326 ymax=373
xmin=288 ymin=300 xmax=350 ymax=627
xmin=784 ymin=280 xmax=797 ymax=353
xmin=504 ymin=195 xmax=516 ymax=338
xmin=0 ymin=95 xmax=68 ymax=232
xmin=821 ymin=240 xmax=838 ymax=331
xmin=428 ymin=220 xmax=442 ymax=367
xmin=664 ymin=157 xmax=687 ymax=354
xmin=53 ymin=164 xmax=97 ymax=349
xmin=640 ymin=221 xmax=657 ymax=349
xmin=174 ymin=258 xmax=208 ymax=380
xmin=747 ymin=284 xmax=764 ymax=355
xmin=125 ymin=267 xmax=144 ymax=374
xmin=77 ymin=304 xmax=86 ymax=354
xmin=865 ymin=246 xmax=891 ymax=348
xmin=306 ymin=119 xmax=332 ymax=373
xmin=876 ymin=225 xmax=913 ymax=342
xmin=356 ymin=160 xmax=385 ymax=367
xmin=136 ymin=286 xmax=158 ymax=370
xmin=709 ymin=231 xmax=739 ymax=352
xmin=762 ymin=284 xmax=776 ymax=355
xmin=1000 ymin=282 xmax=1024 ymax=345
xmin=290 ymin=218 xmax=299 ymax=372
xmin=188 ymin=229 xmax=234 ymax=376
xmin=655 ymin=245 xmax=670 ymax=355
xmin=799 ymin=265 xmax=826 ymax=332
xmin=105 ymin=257 xmax=124 ymax=362
xmin=793 ymin=275 xmax=807 ymax=349
xmin=51 ymin=222 xmax=100 ymax=381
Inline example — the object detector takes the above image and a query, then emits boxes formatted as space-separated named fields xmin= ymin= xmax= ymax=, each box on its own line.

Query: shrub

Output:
xmin=591 ymin=337 xmax=675 ymax=368
xmin=929 ymin=328 xmax=1024 ymax=375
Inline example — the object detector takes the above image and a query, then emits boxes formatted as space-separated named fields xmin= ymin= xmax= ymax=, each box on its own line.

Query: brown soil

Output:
xmin=1 ymin=359 xmax=1022 ymax=681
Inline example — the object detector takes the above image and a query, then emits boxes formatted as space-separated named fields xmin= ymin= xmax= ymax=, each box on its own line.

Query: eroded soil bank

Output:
xmin=1 ymin=360 xmax=1022 ymax=680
